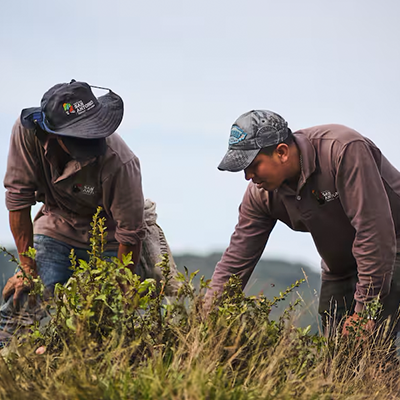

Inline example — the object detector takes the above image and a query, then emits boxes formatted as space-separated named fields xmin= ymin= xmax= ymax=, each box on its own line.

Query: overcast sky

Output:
xmin=1 ymin=1 xmax=400 ymax=271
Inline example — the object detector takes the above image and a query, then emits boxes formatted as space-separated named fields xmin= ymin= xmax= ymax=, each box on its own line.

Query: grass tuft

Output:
xmin=0 ymin=207 xmax=398 ymax=399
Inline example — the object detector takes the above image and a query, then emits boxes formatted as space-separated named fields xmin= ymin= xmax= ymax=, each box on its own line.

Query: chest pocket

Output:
xmin=54 ymin=164 xmax=103 ymax=216
xmin=71 ymin=180 xmax=102 ymax=209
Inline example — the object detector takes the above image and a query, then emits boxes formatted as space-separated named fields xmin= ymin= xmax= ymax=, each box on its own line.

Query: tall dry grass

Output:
xmin=0 ymin=209 xmax=398 ymax=399
xmin=0 ymin=308 xmax=399 ymax=400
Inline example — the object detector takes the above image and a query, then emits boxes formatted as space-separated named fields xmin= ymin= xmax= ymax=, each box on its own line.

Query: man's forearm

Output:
xmin=117 ymin=242 xmax=141 ymax=272
xmin=9 ymin=208 xmax=35 ymax=273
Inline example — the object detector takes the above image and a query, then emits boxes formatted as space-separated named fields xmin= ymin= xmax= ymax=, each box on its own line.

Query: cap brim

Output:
xmin=20 ymin=91 xmax=123 ymax=139
xmin=218 ymin=148 xmax=260 ymax=172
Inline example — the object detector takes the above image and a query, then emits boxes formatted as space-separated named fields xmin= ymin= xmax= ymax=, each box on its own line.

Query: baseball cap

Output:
xmin=218 ymin=110 xmax=290 ymax=172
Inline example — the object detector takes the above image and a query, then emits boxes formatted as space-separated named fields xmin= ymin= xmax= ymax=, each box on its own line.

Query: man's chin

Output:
xmin=256 ymin=182 xmax=278 ymax=192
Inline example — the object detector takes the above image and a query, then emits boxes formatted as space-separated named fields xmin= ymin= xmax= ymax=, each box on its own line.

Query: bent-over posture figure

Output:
xmin=2 ymin=80 xmax=145 ymax=341
xmin=207 ymin=110 xmax=400 ymax=338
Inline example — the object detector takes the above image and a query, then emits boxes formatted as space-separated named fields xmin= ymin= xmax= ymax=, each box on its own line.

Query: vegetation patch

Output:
xmin=0 ymin=208 xmax=398 ymax=399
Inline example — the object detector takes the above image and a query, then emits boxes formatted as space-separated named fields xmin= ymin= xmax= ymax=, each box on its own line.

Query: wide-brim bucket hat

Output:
xmin=20 ymin=79 xmax=124 ymax=139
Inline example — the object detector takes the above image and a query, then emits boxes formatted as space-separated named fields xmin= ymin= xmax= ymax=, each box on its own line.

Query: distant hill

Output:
xmin=0 ymin=248 xmax=322 ymax=330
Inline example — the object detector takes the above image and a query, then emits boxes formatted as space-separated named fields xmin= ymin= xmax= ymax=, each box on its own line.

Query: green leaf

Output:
xmin=20 ymin=247 xmax=37 ymax=261
xmin=78 ymin=260 xmax=89 ymax=269
xmin=175 ymin=272 xmax=186 ymax=282
xmin=66 ymin=318 xmax=76 ymax=331
xmin=95 ymin=294 xmax=107 ymax=302
xmin=189 ymin=270 xmax=199 ymax=282
xmin=122 ymin=252 xmax=134 ymax=267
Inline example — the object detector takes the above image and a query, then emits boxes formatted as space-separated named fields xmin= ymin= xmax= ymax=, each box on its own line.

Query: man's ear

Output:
xmin=275 ymin=143 xmax=290 ymax=162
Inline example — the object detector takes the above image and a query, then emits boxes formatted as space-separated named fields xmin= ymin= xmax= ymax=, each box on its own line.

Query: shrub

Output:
xmin=0 ymin=207 xmax=398 ymax=399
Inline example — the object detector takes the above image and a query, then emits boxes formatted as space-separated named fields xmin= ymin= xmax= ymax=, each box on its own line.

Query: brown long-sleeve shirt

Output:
xmin=209 ymin=124 xmax=400 ymax=312
xmin=4 ymin=119 xmax=145 ymax=250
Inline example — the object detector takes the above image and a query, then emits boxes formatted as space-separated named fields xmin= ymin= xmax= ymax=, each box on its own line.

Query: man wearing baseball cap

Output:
xmin=1 ymin=80 xmax=145 ymax=340
xmin=207 ymin=110 xmax=400 ymax=338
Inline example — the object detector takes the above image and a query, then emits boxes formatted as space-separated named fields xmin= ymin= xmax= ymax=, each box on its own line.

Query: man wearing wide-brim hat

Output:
xmin=2 ymin=80 xmax=145 ymax=339
xmin=206 ymin=110 xmax=400 ymax=343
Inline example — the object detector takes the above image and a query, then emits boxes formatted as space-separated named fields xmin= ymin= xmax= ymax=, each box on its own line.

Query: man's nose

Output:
xmin=244 ymin=169 xmax=253 ymax=181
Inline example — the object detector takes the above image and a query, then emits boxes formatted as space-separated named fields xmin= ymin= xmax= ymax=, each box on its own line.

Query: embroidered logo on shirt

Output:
xmin=82 ymin=185 xmax=95 ymax=195
xmin=73 ymin=183 xmax=82 ymax=193
xmin=312 ymin=189 xmax=339 ymax=205
xmin=73 ymin=184 xmax=95 ymax=195
xmin=229 ymin=125 xmax=247 ymax=145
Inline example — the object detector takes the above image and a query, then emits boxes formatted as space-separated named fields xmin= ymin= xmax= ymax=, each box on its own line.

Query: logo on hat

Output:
xmin=73 ymin=99 xmax=95 ymax=115
xmin=229 ymin=125 xmax=247 ymax=145
xmin=63 ymin=103 xmax=76 ymax=115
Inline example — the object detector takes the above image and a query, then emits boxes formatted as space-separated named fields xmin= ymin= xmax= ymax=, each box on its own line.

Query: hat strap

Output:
xmin=90 ymin=84 xmax=111 ymax=91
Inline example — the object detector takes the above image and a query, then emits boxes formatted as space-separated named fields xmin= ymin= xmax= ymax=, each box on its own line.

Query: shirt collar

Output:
xmin=276 ymin=132 xmax=316 ymax=196
xmin=293 ymin=132 xmax=316 ymax=188
xmin=35 ymin=128 xmax=96 ymax=170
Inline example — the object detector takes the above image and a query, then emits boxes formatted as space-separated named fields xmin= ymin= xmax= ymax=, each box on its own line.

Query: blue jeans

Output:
xmin=34 ymin=234 xmax=118 ymax=295
xmin=0 ymin=235 xmax=118 ymax=341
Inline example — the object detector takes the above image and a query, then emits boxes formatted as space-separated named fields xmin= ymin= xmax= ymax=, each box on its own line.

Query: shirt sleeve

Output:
xmin=4 ymin=120 xmax=39 ymax=211
xmin=336 ymin=140 xmax=396 ymax=312
xmin=102 ymin=155 xmax=145 ymax=247
xmin=207 ymin=183 xmax=277 ymax=300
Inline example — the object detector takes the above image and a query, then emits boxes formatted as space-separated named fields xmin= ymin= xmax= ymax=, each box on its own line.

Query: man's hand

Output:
xmin=118 ymin=242 xmax=141 ymax=273
xmin=2 ymin=266 xmax=37 ymax=309
xmin=342 ymin=313 xmax=376 ymax=338
xmin=8 ymin=207 xmax=37 ymax=308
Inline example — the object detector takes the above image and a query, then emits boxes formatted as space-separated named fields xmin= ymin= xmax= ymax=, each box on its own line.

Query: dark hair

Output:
xmin=259 ymin=129 xmax=294 ymax=156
